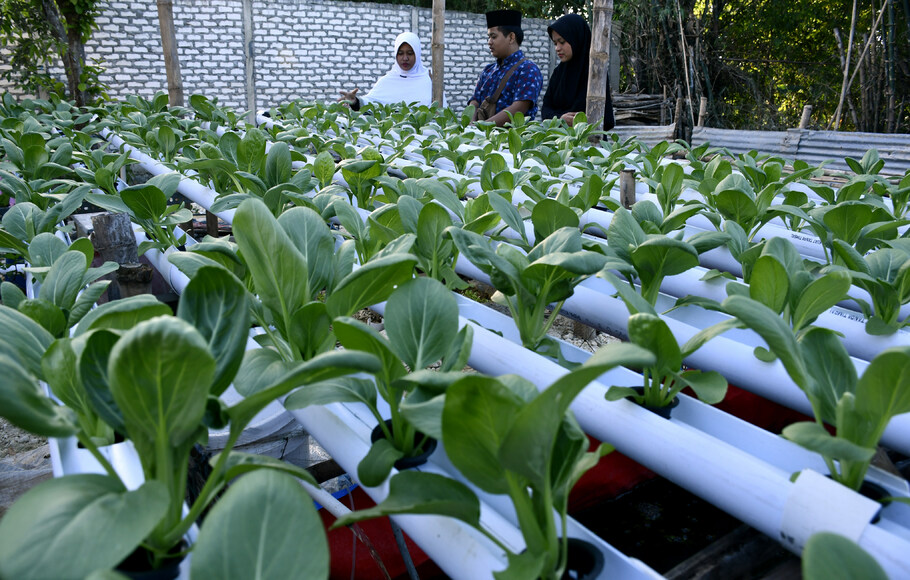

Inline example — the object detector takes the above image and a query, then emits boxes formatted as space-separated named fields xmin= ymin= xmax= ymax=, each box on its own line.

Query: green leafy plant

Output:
xmin=329 ymin=342 xmax=655 ymax=580
xmin=285 ymin=276 xmax=473 ymax=486
xmin=599 ymin=206 xmax=728 ymax=306
xmin=0 ymin=265 xmax=378 ymax=577
xmin=447 ymin=222 xmax=606 ymax=360
xmin=830 ymin=239 xmax=910 ymax=335
xmin=218 ymin=197 xmax=417 ymax=363
xmin=0 ymin=236 xmax=118 ymax=339
xmin=717 ymin=294 xmax=910 ymax=492
xmin=602 ymin=311 xmax=728 ymax=409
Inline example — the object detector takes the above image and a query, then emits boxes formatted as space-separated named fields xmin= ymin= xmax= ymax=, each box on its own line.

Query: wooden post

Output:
xmin=92 ymin=212 xmax=141 ymax=301
xmin=674 ymin=97 xmax=685 ymax=140
xmin=206 ymin=210 xmax=219 ymax=237
xmin=620 ymin=169 xmax=636 ymax=209
xmin=697 ymin=97 xmax=708 ymax=127
xmin=242 ymin=0 xmax=257 ymax=124
xmin=156 ymin=0 xmax=184 ymax=107
xmin=431 ymin=0 xmax=445 ymax=107
xmin=799 ymin=105 xmax=813 ymax=129
xmin=585 ymin=0 xmax=614 ymax=143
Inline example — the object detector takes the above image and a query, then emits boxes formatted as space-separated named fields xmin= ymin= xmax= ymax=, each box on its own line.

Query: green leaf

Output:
xmin=792 ymin=270 xmax=852 ymax=331
xmin=17 ymin=298 xmax=66 ymax=337
xmin=228 ymin=350 xmax=381 ymax=429
xmin=749 ymin=255 xmax=789 ymax=313
xmin=782 ymin=422 xmax=875 ymax=463
xmin=721 ymin=295 xmax=808 ymax=388
xmin=79 ymin=329 xmax=125 ymax=434
xmin=531 ymin=198 xmax=579 ymax=242
xmin=325 ymin=253 xmax=417 ymax=318
xmin=0 ymin=281 xmax=25 ymax=311
xmin=74 ymin=294 xmax=172 ymax=336
xmin=384 ymin=277 xmax=459 ymax=370
xmin=0 ymin=353 xmax=76 ymax=437
xmin=109 ymin=317 xmax=215 ymax=447
xmin=333 ymin=471 xmax=480 ymax=529
xmin=264 ymin=142 xmax=292 ymax=188
xmin=278 ymin=206 xmax=335 ymax=300
xmin=37 ymin=250 xmax=88 ymax=313
xmin=488 ymin=191 xmax=527 ymax=245
xmin=802 ymin=532 xmax=888 ymax=580
xmin=232 ymin=348 xmax=296 ymax=397
xmin=233 ymin=198 xmax=310 ymax=332
xmin=284 ymin=376 xmax=377 ymax=411
xmin=357 ymin=437 xmax=403 ymax=487
xmin=313 ymin=150 xmax=336 ymax=187
xmin=855 ymin=347 xmax=910 ymax=424
xmin=0 ymin=304 xmax=55 ymax=377
xmin=191 ymin=470 xmax=328 ymax=580
xmin=678 ymin=370 xmax=728 ymax=404
xmin=443 ymin=375 xmax=522 ymax=494
xmin=237 ymin=127 xmax=266 ymax=173
xmin=177 ymin=266 xmax=250 ymax=396
xmin=628 ymin=312 xmax=682 ymax=373
xmin=288 ymin=301 xmax=333 ymax=360
xmin=798 ymin=327 xmax=856 ymax=425
xmin=121 ymin=184 xmax=168 ymax=220
xmin=0 ymin=475 xmax=169 ymax=580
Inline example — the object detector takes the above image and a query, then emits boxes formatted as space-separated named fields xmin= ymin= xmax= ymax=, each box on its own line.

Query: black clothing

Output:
xmin=541 ymin=14 xmax=615 ymax=130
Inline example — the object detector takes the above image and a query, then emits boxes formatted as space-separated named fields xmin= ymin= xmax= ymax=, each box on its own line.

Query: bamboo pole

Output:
xmin=586 ymin=0 xmax=614 ymax=143
xmin=156 ymin=0 xmax=184 ymax=107
xmin=830 ymin=5 xmax=889 ymax=130
xmin=431 ymin=0 xmax=445 ymax=107
xmin=242 ymin=0 xmax=256 ymax=124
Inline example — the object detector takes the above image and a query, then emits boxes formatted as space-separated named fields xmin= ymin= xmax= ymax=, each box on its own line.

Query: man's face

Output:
xmin=487 ymin=27 xmax=513 ymax=60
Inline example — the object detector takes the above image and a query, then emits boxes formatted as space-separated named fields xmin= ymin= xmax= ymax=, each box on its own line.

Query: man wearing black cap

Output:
xmin=468 ymin=9 xmax=543 ymax=127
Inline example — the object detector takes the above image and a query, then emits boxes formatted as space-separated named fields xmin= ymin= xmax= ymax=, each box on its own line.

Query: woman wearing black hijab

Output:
xmin=541 ymin=13 xmax=615 ymax=130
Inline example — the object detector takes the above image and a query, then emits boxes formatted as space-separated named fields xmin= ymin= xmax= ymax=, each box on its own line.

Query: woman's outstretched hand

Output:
xmin=560 ymin=112 xmax=577 ymax=126
xmin=339 ymin=88 xmax=359 ymax=106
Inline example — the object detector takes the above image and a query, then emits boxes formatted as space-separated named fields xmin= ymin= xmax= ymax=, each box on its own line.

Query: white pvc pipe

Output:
xmin=454 ymin=312 xmax=910 ymax=577
xmin=453 ymin=255 xmax=910 ymax=458
xmin=101 ymin=129 xmax=236 ymax=223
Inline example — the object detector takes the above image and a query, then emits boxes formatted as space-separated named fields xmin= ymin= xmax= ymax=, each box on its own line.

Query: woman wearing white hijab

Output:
xmin=339 ymin=31 xmax=444 ymax=109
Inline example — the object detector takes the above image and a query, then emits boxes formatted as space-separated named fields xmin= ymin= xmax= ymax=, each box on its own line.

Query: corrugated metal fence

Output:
xmin=691 ymin=127 xmax=910 ymax=176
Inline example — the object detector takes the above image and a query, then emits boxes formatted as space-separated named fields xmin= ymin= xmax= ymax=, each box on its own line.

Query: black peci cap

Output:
xmin=485 ymin=9 xmax=522 ymax=28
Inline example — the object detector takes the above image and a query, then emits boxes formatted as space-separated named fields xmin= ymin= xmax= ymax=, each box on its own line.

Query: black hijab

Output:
xmin=541 ymin=14 xmax=614 ymax=130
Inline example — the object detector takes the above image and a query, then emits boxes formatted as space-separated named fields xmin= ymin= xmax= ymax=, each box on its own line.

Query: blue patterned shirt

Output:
xmin=470 ymin=50 xmax=543 ymax=121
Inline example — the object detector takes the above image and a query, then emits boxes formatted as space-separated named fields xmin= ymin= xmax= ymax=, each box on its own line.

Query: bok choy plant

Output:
xmin=0 ymin=264 xmax=379 ymax=578
xmin=716 ymin=294 xmax=910 ymax=494
xmin=285 ymin=276 xmax=473 ymax=486
xmin=328 ymin=342 xmax=655 ymax=580
xmin=447 ymin=222 xmax=606 ymax=360
xmin=599 ymin=206 xmax=728 ymax=307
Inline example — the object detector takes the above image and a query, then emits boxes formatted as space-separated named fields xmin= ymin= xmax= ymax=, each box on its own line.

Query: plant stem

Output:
xmin=74 ymin=431 xmax=120 ymax=480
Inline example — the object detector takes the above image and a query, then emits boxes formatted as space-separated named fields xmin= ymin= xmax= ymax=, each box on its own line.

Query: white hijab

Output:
xmin=361 ymin=32 xmax=437 ymax=107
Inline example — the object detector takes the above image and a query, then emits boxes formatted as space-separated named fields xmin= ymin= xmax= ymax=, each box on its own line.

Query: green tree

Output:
xmin=0 ymin=0 xmax=105 ymax=105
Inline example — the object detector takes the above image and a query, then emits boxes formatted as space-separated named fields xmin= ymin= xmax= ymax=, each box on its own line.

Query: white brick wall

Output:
xmin=0 ymin=0 xmax=554 ymax=115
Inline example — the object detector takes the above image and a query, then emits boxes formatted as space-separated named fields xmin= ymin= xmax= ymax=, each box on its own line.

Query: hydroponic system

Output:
xmin=1 ymin=92 xmax=909 ymax=580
